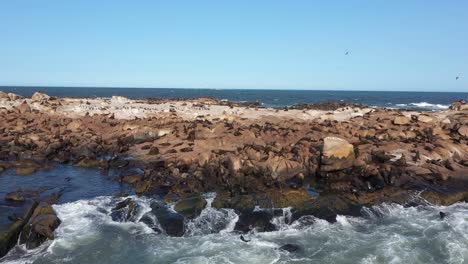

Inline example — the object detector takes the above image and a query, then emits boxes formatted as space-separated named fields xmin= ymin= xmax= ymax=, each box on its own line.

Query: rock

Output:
xmin=0 ymin=91 xmax=10 ymax=100
xmin=148 ymin=146 xmax=160 ymax=155
xmin=279 ymin=244 xmax=300 ymax=253
xmin=293 ymin=195 xmax=362 ymax=222
xmin=393 ymin=115 xmax=410 ymax=125
xmin=15 ymin=167 xmax=37 ymax=176
xmin=321 ymin=137 xmax=355 ymax=171
xmin=234 ymin=210 xmax=276 ymax=233
xmin=0 ymin=201 xmax=38 ymax=258
xmin=74 ymin=158 xmax=107 ymax=169
xmin=174 ymin=195 xmax=207 ymax=219
xmin=5 ymin=189 xmax=47 ymax=202
xmin=418 ymin=114 xmax=436 ymax=123
xmin=66 ymin=120 xmax=83 ymax=132
xmin=110 ymin=198 xmax=139 ymax=222
xmin=225 ymin=155 xmax=242 ymax=176
xmin=31 ymin=92 xmax=50 ymax=101
xmin=439 ymin=211 xmax=446 ymax=219
xmin=150 ymin=203 xmax=185 ymax=236
xmin=8 ymin=93 xmax=22 ymax=100
xmin=458 ymin=125 xmax=468 ymax=138
xmin=16 ymin=102 xmax=31 ymax=113
xmin=19 ymin=202 xmax=61 ymax=249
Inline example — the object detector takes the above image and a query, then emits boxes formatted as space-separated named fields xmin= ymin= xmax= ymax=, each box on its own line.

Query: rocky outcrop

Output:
xmin=321 ymin=137 xmax=355 ymax=172
xmin=31 ymin=92 xmax=50 ymax=102
xmin=19 ymin=202 xmax=61 ymax=249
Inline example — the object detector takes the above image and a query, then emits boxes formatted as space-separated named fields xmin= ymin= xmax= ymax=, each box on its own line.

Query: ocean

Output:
xmin=1 ymin=87 xmax=468 ymax=264
xmin=1 ymin=86 xmax=467 ymax=110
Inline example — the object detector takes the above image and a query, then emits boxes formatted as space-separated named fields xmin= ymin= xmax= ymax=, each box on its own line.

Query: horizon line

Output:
xmin=0 ymin=85 xmax=467 ymax=93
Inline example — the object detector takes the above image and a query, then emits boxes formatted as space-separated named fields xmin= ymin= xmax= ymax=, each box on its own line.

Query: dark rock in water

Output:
xmin=293 ymin=195 xmax=362 ymax=223
xmin=439 ymin=211 xmax=447 ymax=219
xmin=139 ymin=213 xmax=163 ymax=234
xmin=110 ymin=198 xmax=139 ymax=222
xmin=0 ymin=201 xmax=38 ymax=258
xmin=174 ymin=195 xmax=207 ymax=219
xmin=279 ymin=243 xmax=300 ymax=252
xmin=234 ymin=210 xmax=276 ymax=233
xmin=19 ymin=202 xmax=61 ymax=250
xmin=5 ymin=189 xmax=47 ymax=202
xmin=150 ymin=202 xmax=185 ymax=237
xmin=240 ymin=235 xmax=251 ymax=242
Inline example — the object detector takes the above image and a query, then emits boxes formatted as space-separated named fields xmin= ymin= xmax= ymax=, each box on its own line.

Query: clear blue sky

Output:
xmin=1 ymin=0 xmax=467 ymax=91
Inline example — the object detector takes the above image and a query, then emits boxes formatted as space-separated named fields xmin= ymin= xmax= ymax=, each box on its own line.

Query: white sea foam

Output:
xmin=395 ymin=102 xmax=449 ymax=110
xmin=1 ymin=197 xmax=467 ymax=264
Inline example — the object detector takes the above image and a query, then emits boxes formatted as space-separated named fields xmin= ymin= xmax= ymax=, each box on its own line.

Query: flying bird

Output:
xmin=456 ymin=76 xmax=459 ymax=80
xmin=345 ymin=51 xmax=349 ymax=55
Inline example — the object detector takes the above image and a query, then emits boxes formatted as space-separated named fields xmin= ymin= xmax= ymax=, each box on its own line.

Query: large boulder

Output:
xmin=149 ymin=203 xmax=185 ymax=237
xmin=393 ymin=115 xmax=410 ymax=125
xmin=31 ymin=92 xmax=50 ymax=101
xmin=321 ymin=137 xmax=355 ymax=172
xmin=458 ymin=125 xmax=468 ymax=138
xmin=174 ymin=195 xmax=207 ymax=219
xmin=19 ymin=202 xmax=61 ymax=249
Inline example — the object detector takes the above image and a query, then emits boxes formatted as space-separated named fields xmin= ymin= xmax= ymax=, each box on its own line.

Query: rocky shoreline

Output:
xmin=0 ymin=91 xmax=467 ymax=257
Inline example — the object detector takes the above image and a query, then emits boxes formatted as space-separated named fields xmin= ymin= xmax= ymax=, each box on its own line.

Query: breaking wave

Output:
xmin=1 ymin=195 xmax=467 ymax=264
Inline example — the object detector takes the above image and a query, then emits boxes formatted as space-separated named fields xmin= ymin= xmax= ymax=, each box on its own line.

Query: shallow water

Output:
xmin=2 ymin=193 xmax=467 ymax=264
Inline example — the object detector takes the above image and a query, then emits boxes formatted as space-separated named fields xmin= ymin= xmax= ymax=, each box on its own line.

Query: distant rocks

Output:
xmin=31 ymin=92 xmax=50 ymax=102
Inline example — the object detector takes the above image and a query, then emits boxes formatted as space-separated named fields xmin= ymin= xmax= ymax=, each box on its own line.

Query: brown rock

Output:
xmin=321 ymin=137 xmax=355 ymax=171
xmin=458 ymin=125 xmax=468 ymax=137
xmin=31 ymin=92 xmax=50 ymax=101
xmin=393 ymin=115 xmax=410 ymax=125
xmin=17 ymin=102 xmax=31 ymax=113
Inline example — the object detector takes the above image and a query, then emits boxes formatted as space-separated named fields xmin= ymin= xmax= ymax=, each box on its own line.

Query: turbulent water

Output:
xmin=2 ymin=193 xmax=467 ymax=264
xmin=1 ymin=86 xmax=467 ymax=110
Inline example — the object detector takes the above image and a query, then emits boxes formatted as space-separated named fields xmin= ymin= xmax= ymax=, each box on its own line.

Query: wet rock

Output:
xmin=174 ymin=195 xmax=207 ymax=219
xmin=293 ymin=195 xmax=362 ymax=222
xmin=0 ymin=201 xmax=37 ymax=258
xmin=393 ymin=115 xmax=410 ymax=125
xmin=19 ymin=202 xmax=61 ymax=249
xmin=110 ymin=198 xmax=139 ymax=222
xmin=234 ymin=210 xmax=276 ymax=233
xmin=279 ymin=244 xmax=300 ymax=253
xmin=150 ymin=203 xmax=185 ymax=236
xmin=74 ymin=158 xmax=107 ymax=169
xmin=5 ymin=189 xmax=47 ymax=202
xmin=321 ymin=137 xmax=355 ymax=171
xmin=439 ymin=211 xmax=446 ymax=219
xmin=31 ymin=92 xmax=50 ymax=101
xmin=15 ymin=167 xmax=37 ymax=176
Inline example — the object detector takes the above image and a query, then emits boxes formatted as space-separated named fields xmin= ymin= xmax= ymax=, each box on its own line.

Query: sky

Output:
xmin=0 ymin=0 xmax=467 ymax=92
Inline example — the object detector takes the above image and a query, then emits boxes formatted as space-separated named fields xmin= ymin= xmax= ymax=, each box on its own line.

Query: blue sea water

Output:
xmin=1 ymin=86 xmax=467 ymax=110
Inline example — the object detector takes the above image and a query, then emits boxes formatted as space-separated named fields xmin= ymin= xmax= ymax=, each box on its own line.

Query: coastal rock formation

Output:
xmin=0 ymin=91 xmax=467 ymax=257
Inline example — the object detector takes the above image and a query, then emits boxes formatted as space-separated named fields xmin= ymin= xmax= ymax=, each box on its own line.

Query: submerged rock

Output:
xmin=279 ymin=244 xmax=300 ymax=253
